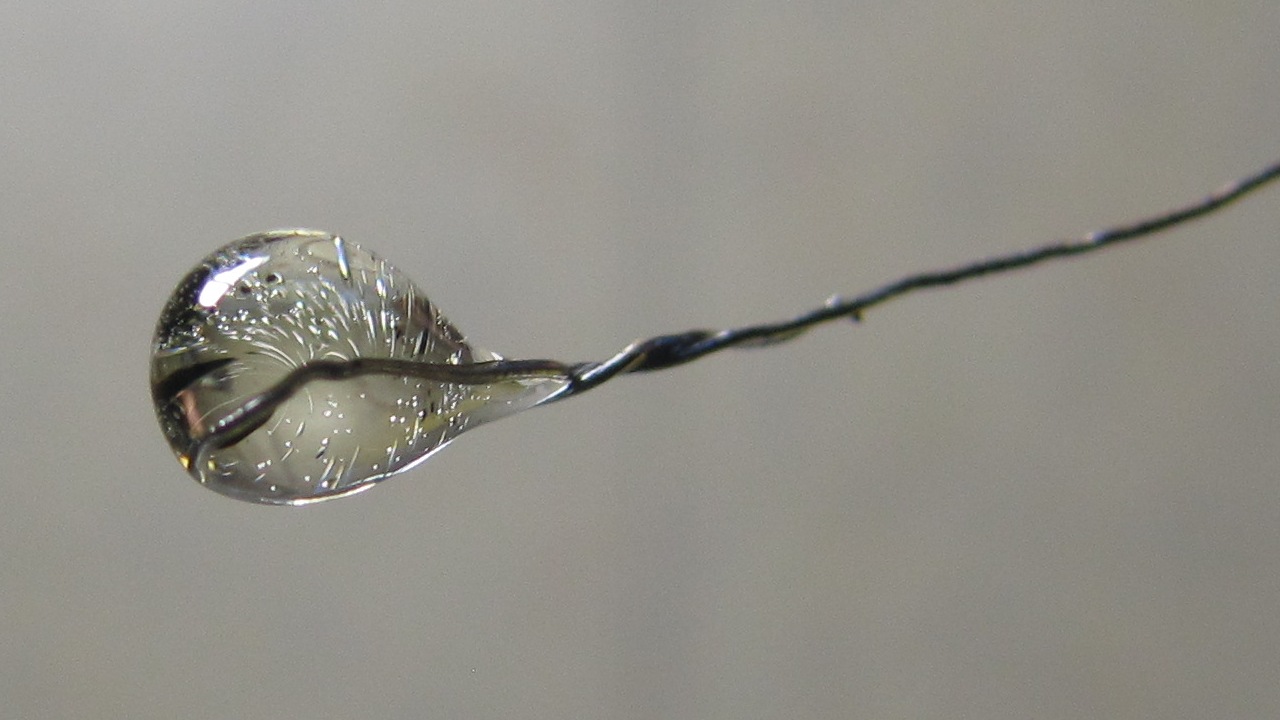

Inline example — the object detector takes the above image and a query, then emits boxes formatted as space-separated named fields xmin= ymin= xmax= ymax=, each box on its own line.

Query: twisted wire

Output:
xmin=197 ymin=158 xmax=1280 ymax=456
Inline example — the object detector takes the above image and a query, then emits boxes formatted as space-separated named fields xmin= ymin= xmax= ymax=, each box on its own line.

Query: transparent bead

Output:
xmin=150 ymin=230 xmax=568 ymax=504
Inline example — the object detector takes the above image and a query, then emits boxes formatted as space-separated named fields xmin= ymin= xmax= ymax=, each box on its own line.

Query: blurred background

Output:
xmin=2 ymin=2 xmax=1278 ymax=718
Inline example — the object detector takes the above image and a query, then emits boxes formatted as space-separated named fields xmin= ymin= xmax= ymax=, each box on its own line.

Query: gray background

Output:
xmin=2 ymin=2 xmax=1278 ymax=718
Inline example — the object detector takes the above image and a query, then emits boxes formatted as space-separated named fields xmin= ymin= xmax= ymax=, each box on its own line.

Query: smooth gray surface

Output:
xmin=2 ymin=3 xmax=1278 ymax=718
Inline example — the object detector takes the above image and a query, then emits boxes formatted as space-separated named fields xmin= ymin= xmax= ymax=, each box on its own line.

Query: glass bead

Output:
xmin=150 ymin=230 xmax=568 ymax=504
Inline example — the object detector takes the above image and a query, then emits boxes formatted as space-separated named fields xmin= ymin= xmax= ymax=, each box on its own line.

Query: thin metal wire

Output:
xmin=199 ymin=158 xmax=1280 ymax=457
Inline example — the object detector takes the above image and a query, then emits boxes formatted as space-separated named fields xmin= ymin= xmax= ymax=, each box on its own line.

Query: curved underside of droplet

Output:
xmin=150 ymin=230 xmax=568 ymax=504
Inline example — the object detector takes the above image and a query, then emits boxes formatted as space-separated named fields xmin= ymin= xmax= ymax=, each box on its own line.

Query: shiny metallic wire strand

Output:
xmin=198 ymin=158 xmax=1280 ymax=459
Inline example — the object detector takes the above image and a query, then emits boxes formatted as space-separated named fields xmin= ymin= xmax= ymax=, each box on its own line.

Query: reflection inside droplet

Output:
xmin=150 ymin=229 xmax=569 ymax=505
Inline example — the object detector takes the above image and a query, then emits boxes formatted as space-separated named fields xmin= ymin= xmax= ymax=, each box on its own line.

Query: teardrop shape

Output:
xmin=150 ymin=230 xmax=568 ymax=504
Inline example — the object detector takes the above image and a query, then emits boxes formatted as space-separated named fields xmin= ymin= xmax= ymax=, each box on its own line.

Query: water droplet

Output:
xmin=150 ymin=229 xmax=568 ymax=505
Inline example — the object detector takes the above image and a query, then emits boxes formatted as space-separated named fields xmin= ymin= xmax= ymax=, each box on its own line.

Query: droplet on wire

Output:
xmin=150 ymin=230 xmax=568 ymax=505
xmin=148 ymin=163 xmax=1280 ymax=507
